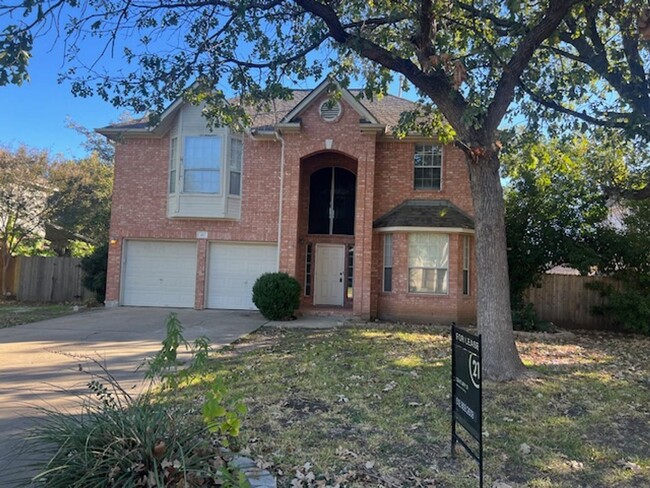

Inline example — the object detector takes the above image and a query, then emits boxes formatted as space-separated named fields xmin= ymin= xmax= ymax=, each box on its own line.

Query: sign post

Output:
xmin=451 ymin=325 xmax=483 ymax=487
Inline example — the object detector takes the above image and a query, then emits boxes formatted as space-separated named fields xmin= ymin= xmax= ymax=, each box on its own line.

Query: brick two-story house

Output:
xmin=98 ymin=80 xmax=477 ymax=323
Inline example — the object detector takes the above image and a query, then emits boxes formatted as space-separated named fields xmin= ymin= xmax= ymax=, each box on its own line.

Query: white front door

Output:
xmin=314 ymin=244 xmax=345 ymax=306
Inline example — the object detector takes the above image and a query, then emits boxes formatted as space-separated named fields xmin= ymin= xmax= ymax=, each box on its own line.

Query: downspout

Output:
xmin=274 ymin=131 xmax=285 ymax=270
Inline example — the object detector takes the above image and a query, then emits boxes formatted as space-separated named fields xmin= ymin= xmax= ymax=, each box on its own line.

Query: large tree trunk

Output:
xmin=466 ymin=147 xmax=526 ymax=381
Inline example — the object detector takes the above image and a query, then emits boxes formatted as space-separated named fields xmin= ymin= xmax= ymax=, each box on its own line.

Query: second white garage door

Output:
xmin=207 ymin=242 xmax=278 ymax=310
xmin=122 ymin=240 xmax=197 ymax=308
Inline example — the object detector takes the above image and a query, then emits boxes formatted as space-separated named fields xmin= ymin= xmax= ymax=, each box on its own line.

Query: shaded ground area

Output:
xmin=172 ymin=324 xmax=650 ymax=488
xmin=0 ymin=301 xmax=79 ymax=329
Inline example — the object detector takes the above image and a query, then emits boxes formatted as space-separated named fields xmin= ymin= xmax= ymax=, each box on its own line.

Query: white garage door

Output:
xmin=122 ymin=241 xmax=197 ymax=307
xmin=207 ymin=242 xmax=277 ymax=310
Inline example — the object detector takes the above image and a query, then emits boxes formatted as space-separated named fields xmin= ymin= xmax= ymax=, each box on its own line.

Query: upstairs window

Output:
xmin=183 ymin=136 xmax=222 ymax=194
xmin=414 ymin=144 xmax=442 ymax=190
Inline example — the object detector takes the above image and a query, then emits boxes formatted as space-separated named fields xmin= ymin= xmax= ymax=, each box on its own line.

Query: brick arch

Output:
xmin=298 ymin=152 xmax=359 ymax=236
xmin=299 ymin=150 xmax=358 ymax=176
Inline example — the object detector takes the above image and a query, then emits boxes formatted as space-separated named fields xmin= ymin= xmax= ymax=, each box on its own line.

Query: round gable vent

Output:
xmin=319 ymin=100 xmax=342 ymax=122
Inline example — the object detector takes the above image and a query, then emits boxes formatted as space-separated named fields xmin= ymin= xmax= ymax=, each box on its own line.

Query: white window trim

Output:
xmin=413 ymin=143 xmax=443 ymax=191
xmin=167 ymin=129 xmax=243 ymax=198
xmin=169 ymin=137 xmax=178 ymax=194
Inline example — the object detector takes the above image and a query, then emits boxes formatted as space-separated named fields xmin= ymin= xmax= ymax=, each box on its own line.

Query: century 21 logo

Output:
xmin=468 ymin=352 xmax=480 ymax=389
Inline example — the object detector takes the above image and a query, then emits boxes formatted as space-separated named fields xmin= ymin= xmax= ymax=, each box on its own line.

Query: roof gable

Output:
xmin=279 ymin=78 xmax=379 ymax=125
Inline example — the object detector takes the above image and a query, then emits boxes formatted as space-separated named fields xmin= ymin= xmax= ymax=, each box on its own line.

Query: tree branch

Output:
xmin=484 ymin=0 xmax=580 ymax=136
xmin=294 ymin=0 xmax=471 ymax=137
xmin=519 ymin=81 xmax=633 ymax=130
xmin=605 ymin=184 xmax=650 ymax=201
xmin=558 ymin=13 xmax=650 ymax=121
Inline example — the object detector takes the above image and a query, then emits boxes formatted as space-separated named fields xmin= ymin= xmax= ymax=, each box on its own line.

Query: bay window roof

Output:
xmin=373 ymin=200 xmax=474 ymax=231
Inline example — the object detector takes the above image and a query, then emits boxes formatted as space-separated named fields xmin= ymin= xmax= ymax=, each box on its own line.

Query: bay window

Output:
xmin=383 ymin=234 xmax=393 ymax=292
xmin=408 ymin=233 xmax=449 ymax=294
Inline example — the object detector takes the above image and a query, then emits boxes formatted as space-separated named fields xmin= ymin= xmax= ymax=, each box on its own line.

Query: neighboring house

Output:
xmin=98 ymin=80 xmax=477 ymax=323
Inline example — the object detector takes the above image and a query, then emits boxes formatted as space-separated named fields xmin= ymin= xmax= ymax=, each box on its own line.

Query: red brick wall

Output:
xmin=105 ymin=135 xmax=281 ymax=305
xmin=373 ymin=141 xmax=473 ymax=219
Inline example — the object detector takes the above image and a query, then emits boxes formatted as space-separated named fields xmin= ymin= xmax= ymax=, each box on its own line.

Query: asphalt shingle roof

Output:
xmin=373 ymin=200 xmax=475 ymax=229
xmin=101 ymin=89 xmax=419 ymax=133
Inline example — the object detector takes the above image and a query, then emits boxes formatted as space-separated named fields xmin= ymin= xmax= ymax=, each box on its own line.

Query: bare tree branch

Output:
xmin=484 ymin=0 xmax=581 ymax=136
xmin=294 ymin=0 xmax=472 ymax=137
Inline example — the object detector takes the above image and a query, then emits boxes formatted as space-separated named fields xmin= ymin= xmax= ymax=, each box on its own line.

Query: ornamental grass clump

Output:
xmin=29 ymin=393 xmax=222 ymax=487
xmin=252 ymin=272 xmax=300 ymax=320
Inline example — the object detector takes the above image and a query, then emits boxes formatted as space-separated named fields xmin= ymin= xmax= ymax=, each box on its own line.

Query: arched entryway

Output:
xmin=298 ymin=152 xmax=357 ymax=309
xmin=308 ymin=167 xmax=356 ymax=235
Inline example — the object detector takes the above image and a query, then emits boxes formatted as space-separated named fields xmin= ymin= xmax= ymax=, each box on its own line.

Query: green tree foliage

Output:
xmin=2 ymin=0 xmax=648 ymax=379
xmin=503 ymin=133 xmax=650 ymax=334
xmin=588 ymin=200 xmax=650 ymax=334
xmin=0 ymin=145 xmax=50 ymax=295
xmin=47 ymin=154 xmax=114 ymax=245
xmin=81 ymin=243 xmax=108 ymax=303
xmin=502 ymin=133 xmax=630 ymax=306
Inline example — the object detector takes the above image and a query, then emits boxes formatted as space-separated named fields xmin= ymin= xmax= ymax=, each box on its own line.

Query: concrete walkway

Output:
xmin=0 ymin=307 xmax=268 ymax=487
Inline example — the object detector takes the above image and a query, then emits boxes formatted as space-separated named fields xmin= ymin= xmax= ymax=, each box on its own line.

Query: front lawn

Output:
xmin=171 ymin=324 xmax=650 ymax=487
xmin=0 ymin=302 xmax=79 ymax=328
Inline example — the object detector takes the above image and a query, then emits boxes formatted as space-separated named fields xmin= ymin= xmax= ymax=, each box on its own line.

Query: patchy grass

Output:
xmin=0 ymin=302 xmax=79 ymax=328
xmin=170 ymin=324 xmax=650 ymax=487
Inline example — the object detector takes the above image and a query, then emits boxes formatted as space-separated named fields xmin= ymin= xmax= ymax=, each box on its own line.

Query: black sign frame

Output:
xmin=451 ymin=325 xmax=483 ymax=488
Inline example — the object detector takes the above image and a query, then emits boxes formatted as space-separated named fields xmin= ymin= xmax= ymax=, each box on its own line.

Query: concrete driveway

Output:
xmin=0 ymin=307 xmax=268 ymax=487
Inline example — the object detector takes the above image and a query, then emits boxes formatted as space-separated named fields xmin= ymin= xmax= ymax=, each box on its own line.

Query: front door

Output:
xmin=314 ymin=244 xmax=345 ymax=305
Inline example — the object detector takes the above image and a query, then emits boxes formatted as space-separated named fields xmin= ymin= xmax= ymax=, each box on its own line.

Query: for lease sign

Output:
xmin=452 ymin=326 xmax=482 ymax=441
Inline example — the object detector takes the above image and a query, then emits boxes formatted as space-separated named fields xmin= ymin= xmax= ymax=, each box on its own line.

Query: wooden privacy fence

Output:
xmin=524 ymin=274 xmax=622 ymax=330
xmin=3 ymin=256 xmax=93 ymax=303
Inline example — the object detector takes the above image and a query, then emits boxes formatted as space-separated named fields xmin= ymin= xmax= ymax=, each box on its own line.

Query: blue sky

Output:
xmin=0 ymin=32 xmax=123 ymax=160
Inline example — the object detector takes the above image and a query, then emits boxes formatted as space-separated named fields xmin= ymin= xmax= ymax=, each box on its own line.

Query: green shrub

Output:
xmin=512 ymin=303 xmax=555 ymax=332
xmin=589 ymin=281 xmax=650 ymax=335
xmin=252 ymin=272 xmax=300 ymax=320
xmin=81 ymin=243 xmax=108 ymax=303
